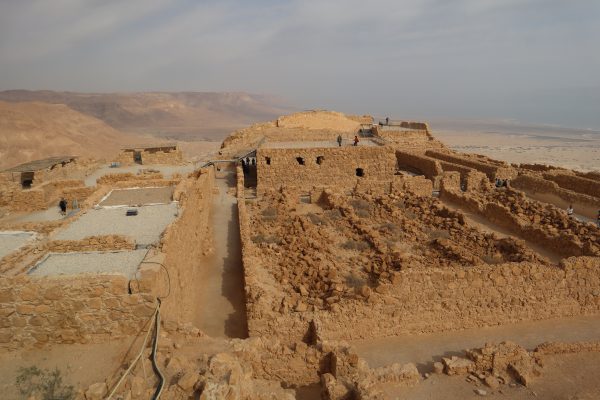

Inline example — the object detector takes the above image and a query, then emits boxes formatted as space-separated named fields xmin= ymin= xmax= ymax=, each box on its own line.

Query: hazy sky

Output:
xmin=1 ymin=0 xmax=599 ymax=129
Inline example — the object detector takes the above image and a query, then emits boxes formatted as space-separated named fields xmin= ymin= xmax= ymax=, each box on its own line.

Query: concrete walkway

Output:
xmin=352 ymin=314 xmax=600 ymax=373
xmin=194 ymin=171 xmax=248 ymax=338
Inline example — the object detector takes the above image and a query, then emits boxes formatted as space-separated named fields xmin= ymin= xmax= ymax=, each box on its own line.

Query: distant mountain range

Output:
xmin=0 ymin=90 xmax=294 ymax=169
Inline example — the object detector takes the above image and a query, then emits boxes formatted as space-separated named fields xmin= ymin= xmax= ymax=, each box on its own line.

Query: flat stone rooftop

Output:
xmin=99 ymin=186 xmax=174 ymax=207
xmin=54 ymin=203 xmax=178 ymax=246
xmin=0 ymin=231 xmax=35 ymax=259
xmin=28 ymin=249 xmax=148 ymax=278
xmin=261 ymin=139 xmax=379 ymax=149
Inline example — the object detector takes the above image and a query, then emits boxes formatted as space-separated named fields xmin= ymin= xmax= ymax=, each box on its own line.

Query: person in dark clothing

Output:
xmin=59 ymin=198 xmax=67 ymax=216
xmin=337 ymin=134 xmax=343 ymax=147
xmin=353 ymin=135 xmax=359 ymax=146
xmin=385 ymin=117 xmax=390 ymax=125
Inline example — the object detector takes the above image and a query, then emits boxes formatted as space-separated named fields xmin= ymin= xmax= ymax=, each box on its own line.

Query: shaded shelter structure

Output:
xmin=116 ymin=143 xmax=182 ymax=165
xmin=3 ymin=156 xmax=78 ymax=188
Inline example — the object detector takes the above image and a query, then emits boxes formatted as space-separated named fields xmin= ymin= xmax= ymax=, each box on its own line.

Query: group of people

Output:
xmin=336 ymin=134 xmax=360 ymax=147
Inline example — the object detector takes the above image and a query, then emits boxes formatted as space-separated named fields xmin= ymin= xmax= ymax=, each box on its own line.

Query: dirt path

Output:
xmin=352 ymin=314 xmax=600 ymax=373
xmin=193 ymin=171 xmax=248 ymax=338
xmin=441 ymin=198 xmax=563 ymax=264
xmin=519 ymin=188 xmax=596 ymax=222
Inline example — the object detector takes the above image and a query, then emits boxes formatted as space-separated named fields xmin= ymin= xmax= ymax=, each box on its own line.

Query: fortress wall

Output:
xmin=156 ymin=167 xmax=215 ymax=324
xmin=256 ymin=146 xmax=397 ymax=196
xmin=426 ymin=150 xmax=517 ymax=180
xmin=543 ymin=173 xmax=600 ymax=198
xmin=0 ymin=274 xmax=157 ymax=350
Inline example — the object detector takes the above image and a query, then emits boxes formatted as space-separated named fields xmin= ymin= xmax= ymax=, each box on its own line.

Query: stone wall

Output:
xmin=426 ymin=150 xmax=517 ymax=180
xmin=156 ymin=167 xmax=215 ymax=324
xmin=0 ymin=179 xmax=95 ymax=212
xmin=46 ymin=235 xmax=135 ymax=253
xmin=372 ymin=125 xmax=439 ymax=149
xmin=440 ymin=188 xmax=599 ymax=258
xmin=395 ymin=151 xmax=442 ymax=179
xmin=97 ymin=172 xmax=164 ymax=185
xmin=115 ymin=148 xmax=183 ymax=166
xmin=512 ymin=174 xmax=600 ymax=213
xmin=543 ymin=172 xmax=600 ymax=198
xmin=0 ymin=274 xmax=157 ymax=350
xmin=256 ymin=146 xmax=397 ymax=195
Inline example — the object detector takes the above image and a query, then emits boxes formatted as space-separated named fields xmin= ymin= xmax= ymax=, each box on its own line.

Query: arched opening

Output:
xmin=296 ymin=157 xmax=305 ymax=165
xmin=265 ymin=157 xmax=271 ymax=165
xmin=356 ymin=168 xmax=365 ymax=177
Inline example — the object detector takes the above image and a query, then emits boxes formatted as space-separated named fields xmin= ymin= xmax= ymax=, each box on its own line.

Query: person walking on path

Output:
xmin=337 ymin=134 xmax=343 ymax=147
xmin=353 ymin=135 xmax=360 ymax=146
xmin=59 ymin=197 xmax=67 ymax=216
xmin=567 ymin=205 xmax=574 ymax=217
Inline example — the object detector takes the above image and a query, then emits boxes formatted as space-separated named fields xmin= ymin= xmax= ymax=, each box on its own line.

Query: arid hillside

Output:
xmin=0 ymin=101 xmax=144 ymax=169
xmin=0 ymin=90 xmax=294 ymax=141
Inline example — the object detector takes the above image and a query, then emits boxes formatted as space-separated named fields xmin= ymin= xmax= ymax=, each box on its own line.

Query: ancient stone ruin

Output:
xmin=1 ymin=110 xmax=599 ymax=399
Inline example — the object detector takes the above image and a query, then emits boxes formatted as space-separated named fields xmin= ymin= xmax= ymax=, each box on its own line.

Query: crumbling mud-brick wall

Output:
xmin=155 ymin=167 xmax=215 ymax=324
xmin=256 ymin=146 xmax=397 ymax=195
xmin=0 ymin=274 xmax=158 ymax=350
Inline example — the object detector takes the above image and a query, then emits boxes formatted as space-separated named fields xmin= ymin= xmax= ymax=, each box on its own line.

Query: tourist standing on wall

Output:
xmin=567 ymin=205 xmax=574 ymax=217
xmin=337 ymin=134 xmax=342 ymax=147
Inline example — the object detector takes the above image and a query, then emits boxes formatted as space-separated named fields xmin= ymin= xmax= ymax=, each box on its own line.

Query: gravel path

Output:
xmin=54 ymin=203 xmax=178 ymax=246
xmin=0 ymin=231 xmax=35 ymax=259
xmin=29 ymin=249 xmax=148 ymax=278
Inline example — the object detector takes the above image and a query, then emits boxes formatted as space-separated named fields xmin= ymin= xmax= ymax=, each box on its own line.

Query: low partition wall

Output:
xmin=0 ymin=274 xmax=157 ymax=350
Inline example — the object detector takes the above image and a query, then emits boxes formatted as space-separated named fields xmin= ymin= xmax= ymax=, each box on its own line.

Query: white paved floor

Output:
xmin=0 ymin=231 xmax=35 ymax=259
xmin=53 ymin=203 xmax=178 ymax=246
xmin=29 ymin=249 xmax=148 ymax=278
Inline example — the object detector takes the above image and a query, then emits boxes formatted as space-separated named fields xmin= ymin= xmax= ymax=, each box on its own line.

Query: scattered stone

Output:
xmin=433 ymin=362 xmax=444 ymax=374
xmin=484 ymin=375 xmax=500 ymax=389
xmin=85 ymin=382 xmax=107 ymax=400
xmin=474 ymin=388 xmax=488 ymax=396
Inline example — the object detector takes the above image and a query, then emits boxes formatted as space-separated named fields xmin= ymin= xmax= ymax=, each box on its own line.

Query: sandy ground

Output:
xmin=193 ymin=169 xmax=248 ymax=338
xmin=99 ymin=187 xmax=174 ymax=207
xmin=435 ymin=130 xmax=600 ymax=172
xmin=53 ymin=203 xmax=178 ymax=246
xmin=384 ymin=351 xmax=600 ymax=399
xmin=0 ymin=337 xmax=138 ymax=400
xmin=28 ymin=249 xmax=148 ymax=278
xmin=0 ymin=231 xmax=35 ymax=259
xmin=353 ymin=315 xmax=600 ymax=371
